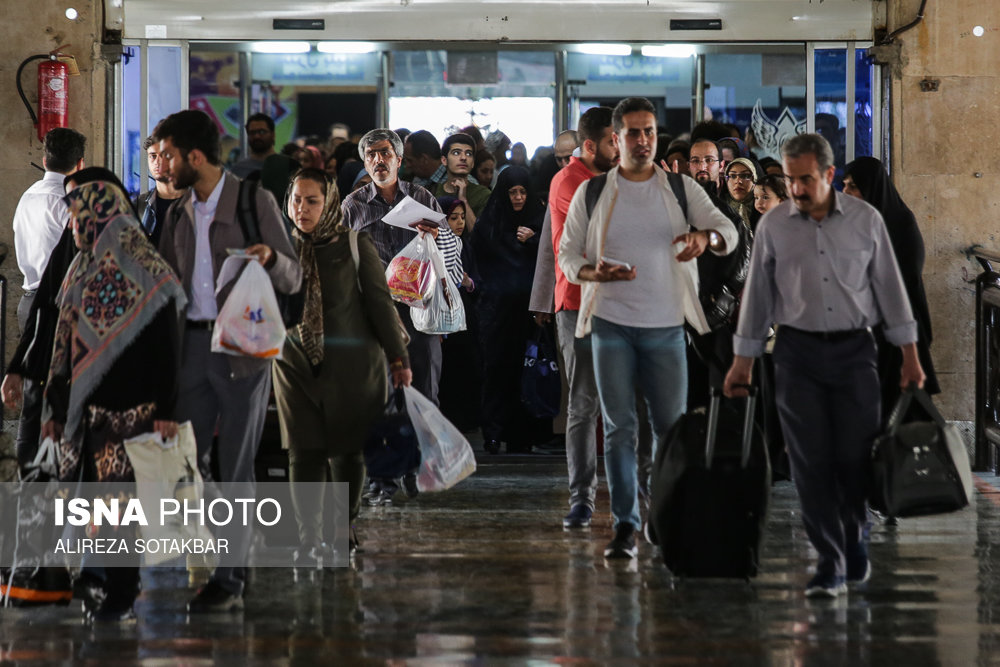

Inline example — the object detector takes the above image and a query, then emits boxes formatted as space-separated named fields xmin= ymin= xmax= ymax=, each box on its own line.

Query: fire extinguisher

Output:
xmin=17 ymin=48 xmax=70 ymax=142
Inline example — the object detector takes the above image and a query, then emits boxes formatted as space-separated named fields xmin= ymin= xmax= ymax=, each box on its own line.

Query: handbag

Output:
xmin=869 ymin=386 xmax=973 ymax=517
xmin=123 ymin=422 xmax=218 ymax=566
xmin=363 ymin=388 xmax=421 ymax=479
xmin=520 ymin=327 xmax=561 ymax=419
xmin=1 ymin=438 xmax=73 ymax=607
xmin=402 ymin=386 xmax=477 ymax=493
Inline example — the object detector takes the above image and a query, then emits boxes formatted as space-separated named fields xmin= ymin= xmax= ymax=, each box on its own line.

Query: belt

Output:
xmin=186 ymin=319 xmax=214 ymax=331
xmin=782 ymin=325 xmax=870 ymax=342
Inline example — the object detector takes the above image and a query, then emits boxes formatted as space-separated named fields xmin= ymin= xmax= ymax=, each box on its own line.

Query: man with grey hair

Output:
xmin=341 ymin=128 xmax=463 ymax=505
xmin=724 ymin=133 xmax=925 ymax=598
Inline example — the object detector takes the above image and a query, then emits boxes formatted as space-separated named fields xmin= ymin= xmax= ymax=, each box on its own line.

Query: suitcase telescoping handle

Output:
xmin=704 ymin=385 xmax=758 ymax=469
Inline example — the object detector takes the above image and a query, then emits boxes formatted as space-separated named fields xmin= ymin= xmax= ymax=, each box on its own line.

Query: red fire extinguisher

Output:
xmin=17 ymin=48 xmax=72 ymax=142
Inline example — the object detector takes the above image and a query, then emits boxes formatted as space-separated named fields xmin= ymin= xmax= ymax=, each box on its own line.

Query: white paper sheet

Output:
xmin=381 ymin=195 xmax=447 ymax=230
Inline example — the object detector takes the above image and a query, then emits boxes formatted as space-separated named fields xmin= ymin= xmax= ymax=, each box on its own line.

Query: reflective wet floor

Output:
xmin=3 ymin=460 xmax=1000 ymax=664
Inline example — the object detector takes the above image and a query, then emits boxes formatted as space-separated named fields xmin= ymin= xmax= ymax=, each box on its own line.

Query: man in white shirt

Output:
xmin=156 ymin=109 xmax=302 ymax=613
xmin=559 ymin=97 xmax=737 ymax=560
xmin=12 ymin=127 xmax=85 ymax=331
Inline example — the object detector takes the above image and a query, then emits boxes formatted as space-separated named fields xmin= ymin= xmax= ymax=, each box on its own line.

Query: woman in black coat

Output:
xmin=843 ymin=157 xmax=940 ymax=417
xmin=471 ymin=166 xmax=546 ymax=453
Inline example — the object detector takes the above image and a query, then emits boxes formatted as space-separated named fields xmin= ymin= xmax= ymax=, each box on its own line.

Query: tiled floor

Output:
xmin=2 ymin=460 xmax=999 ymax=664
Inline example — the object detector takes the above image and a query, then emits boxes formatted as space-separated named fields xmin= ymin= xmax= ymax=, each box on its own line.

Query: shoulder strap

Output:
xmin=349 ymin=230 xmax=362 ymax=293
xmin=666 ymin=171 xmax=688 ymax=222
xmin=584 ymin=173 xmax=609 ymax=219
xmin=236 ymin=178 xmax=262 ymax=246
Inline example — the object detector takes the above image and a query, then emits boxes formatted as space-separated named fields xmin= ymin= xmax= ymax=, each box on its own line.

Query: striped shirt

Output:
xmin=341 ymin=180 xmax=463 ymax=286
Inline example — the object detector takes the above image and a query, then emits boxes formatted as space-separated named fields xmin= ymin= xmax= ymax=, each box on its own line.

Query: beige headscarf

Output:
xmin=287 ymin=170 xmax=345 ymax=368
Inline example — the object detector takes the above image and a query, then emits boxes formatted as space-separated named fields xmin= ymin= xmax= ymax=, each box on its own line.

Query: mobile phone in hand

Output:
xmin=600 ymin=256 xmax=633 ymax=271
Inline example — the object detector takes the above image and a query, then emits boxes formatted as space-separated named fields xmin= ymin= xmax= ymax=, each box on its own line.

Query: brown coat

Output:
xmin=158 ymin=170 xmax=302 ymax=377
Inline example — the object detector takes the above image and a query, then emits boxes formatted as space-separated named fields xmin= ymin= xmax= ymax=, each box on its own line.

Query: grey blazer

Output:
xmin=158 ymin=171 xmax=303 ymax=377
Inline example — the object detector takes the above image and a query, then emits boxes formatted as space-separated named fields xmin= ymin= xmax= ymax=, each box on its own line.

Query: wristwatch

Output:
xmin=707 ymin=229 xmax=723 ymax=251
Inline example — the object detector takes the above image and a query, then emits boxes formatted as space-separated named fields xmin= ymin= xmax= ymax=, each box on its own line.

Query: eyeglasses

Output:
xmin=688 ymin=157 xmax=719 ymax=166
xmin=726 ymin=173 xmax=754 ymax=182
xmin=247 ymin=129 xmax=271 ymax=137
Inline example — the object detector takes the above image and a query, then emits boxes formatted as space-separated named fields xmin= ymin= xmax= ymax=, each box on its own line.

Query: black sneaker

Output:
xmin=604 ymin=524 xmax=638 ymax=559
xmin=399 ymin=472 xmax=420 ymax=498
xmin=187 ymin=581 xmax=244 ymax=613
xmin=88 ymin=595 xmax=136 ymax=624
xmin=72 ymin=572 xmax=106 ymax=613
xmin=562 ymin=504 xmax=593 ymax=528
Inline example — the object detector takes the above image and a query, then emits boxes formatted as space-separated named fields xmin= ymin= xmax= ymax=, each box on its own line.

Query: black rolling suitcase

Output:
xmin=649 ymin=388 xmax=771 ymax=579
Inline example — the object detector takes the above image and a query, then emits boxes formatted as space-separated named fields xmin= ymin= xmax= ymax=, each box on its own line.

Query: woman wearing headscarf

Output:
xmin=471 ymin=166 xmax=546 ymax=454
xmin=273 ymin=168 xmax=411 ymax=562
xmin=843 ymin=156 xmax=940 ymax=415
xmin=721 ymin=157 xmax=762 ymax=230
xmin=40 ymin=172 xmax=187 ymax=623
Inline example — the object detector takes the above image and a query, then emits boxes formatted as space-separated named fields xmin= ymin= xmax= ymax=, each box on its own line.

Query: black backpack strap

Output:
xmin=236 ymin=178 xmax=262 ymax=246
xmin=584 ymin=173 xmax=609 ymax=219
xmin=666 ymin=171 xmax=688 ymax=222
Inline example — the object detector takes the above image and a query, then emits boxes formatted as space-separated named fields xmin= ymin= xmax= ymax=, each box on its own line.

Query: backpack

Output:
xmin=584 ymin=169 xmax=688 ymax=219
xmin=235 ymin=179 xmax=305 ymax=328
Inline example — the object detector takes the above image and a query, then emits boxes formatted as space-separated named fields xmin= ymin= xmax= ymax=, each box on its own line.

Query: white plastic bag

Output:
xmin=385 ymin=233 xmax=436 ymax=308
xmin=402 ymin=386 xmax=476 ymax=492
xmin=211 ymin=256 xmax=286 ymax=359
xmin=411 ymin=240 xmax=466 ymax=335
xmin=123 ymin=422 xmax=217 ymax=567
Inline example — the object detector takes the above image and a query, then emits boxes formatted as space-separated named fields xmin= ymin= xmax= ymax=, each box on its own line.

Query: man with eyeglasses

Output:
xmin=433 ymin=133 xmax=492 ymax=227
xmin=231 ymin=113 xmax=279 ymax=180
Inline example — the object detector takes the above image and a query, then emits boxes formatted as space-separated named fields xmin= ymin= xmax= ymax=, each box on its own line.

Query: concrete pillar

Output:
xmin=887 ymin=0 xmax=1000 ymax=419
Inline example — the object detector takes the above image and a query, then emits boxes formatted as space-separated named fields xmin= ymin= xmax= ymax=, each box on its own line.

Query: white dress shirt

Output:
xmin=13 ymin=171 xmax=70 ymax=291
xmin=186 ymin=174 xmax=226 ymax=321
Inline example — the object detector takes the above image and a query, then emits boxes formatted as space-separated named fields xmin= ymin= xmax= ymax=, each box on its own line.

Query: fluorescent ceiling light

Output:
xmin=317 ymin=42 xmax=377 ymax=54
xmin=578 ymin=44 xmax=632 ymax=57
xmin=253 ymin=41 xmax=311 ymax=54
xmin=641 ymin=44 xmax=697 ymax=59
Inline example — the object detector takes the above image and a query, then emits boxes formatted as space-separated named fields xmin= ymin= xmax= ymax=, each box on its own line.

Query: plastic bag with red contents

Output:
xmin=385 ymin=233 xmax=435 ymax=308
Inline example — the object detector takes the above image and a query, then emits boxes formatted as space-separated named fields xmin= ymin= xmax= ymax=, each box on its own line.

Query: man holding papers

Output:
xmin=343 ymin=128 xmax=463 ymax=506
xmin=342 ymin=128 xmax=463 ymax=406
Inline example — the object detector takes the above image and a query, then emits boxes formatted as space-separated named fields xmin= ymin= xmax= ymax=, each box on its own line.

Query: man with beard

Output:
xmin=678 ymin=130 xmax=751 ymax=407
xmin=135 ymin=133 xmax=186 ymax=247
xmin=231 ymin=113 xmax=279 ymax=179
xmin=724 ymin=133 xmax=924 ymax=598
xmin=539 ymin=107 xmax=622 ymax=529
xmin=559 ymin=98 xmax=736 ymax=559
xmin=156 ymin=109 xmax=302 ymax=612
xmin=342 ymin=128 xmax=463 ymax=505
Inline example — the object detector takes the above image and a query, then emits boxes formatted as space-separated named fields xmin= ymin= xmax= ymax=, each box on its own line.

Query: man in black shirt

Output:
xmin=135 ymin=133 xmax=186 ymax=247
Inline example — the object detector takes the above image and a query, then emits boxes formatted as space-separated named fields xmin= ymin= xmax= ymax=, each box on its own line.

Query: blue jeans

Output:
xmin=591 ymin=318 xmax=687 ymax=530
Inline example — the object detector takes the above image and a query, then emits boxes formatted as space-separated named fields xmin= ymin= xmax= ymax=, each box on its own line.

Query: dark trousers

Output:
xmin=398 ymin=302 xmax=442 ymax=406
xmin=15 ymin=378 xmax=42 ymax=474
xmin=772 ymin=327 xmax=881 ymax=578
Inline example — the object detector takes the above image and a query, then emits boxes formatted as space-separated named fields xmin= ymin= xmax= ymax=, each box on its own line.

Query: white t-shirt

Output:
xmin=593 ymin=173 xmax=684 ymax=328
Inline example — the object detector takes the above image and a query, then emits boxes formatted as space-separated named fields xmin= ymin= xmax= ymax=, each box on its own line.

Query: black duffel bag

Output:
xmin=869 ymin=386 xmax=973 ymax=518
xmin=363 ymin=388 xmax=421 ymax=480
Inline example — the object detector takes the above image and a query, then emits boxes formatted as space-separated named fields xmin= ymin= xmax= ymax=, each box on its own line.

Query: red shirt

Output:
xmin=549 ymin=156 xmax=598 ymax=312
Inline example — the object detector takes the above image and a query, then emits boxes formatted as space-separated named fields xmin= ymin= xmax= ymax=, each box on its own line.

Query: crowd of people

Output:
xmin=2 ymin=94 xmax=938 ymax=621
